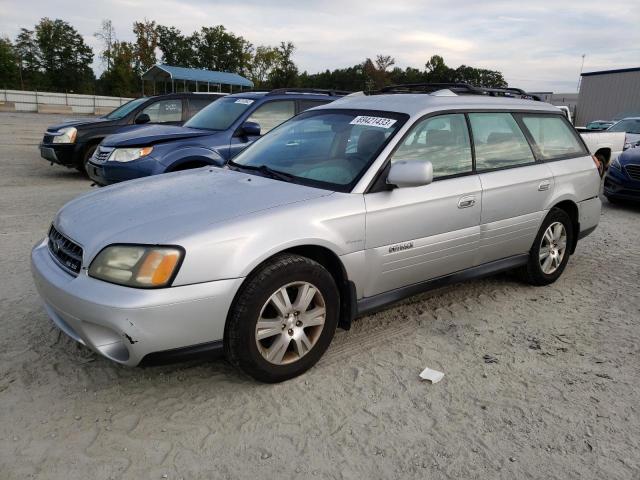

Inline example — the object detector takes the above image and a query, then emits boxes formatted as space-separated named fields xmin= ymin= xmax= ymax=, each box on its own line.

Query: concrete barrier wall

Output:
xmin=1 ymin=90 xmax=134 ymax=115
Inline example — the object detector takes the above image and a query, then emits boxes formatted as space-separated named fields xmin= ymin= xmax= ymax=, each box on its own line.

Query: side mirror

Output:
xmin=241 ymin=121 xmax=261 ymax=137
xmin=386 ymin=160 xmax=433 ymax=188
xmin=134 ymin=113 xmax=150 ymax=125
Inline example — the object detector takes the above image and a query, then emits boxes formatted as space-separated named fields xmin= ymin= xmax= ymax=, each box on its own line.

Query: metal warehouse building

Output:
xmin=576 ymin=67 xmax=640 ymax=126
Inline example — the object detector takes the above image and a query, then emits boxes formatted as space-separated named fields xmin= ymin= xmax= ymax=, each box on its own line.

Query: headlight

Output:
xmin=89 ymin=245 xmax=183 ymax=288
xmin=52 ymin=127 xmax=77 ymax=144
xmin=109 ymin=146 xmax=153 ymax=162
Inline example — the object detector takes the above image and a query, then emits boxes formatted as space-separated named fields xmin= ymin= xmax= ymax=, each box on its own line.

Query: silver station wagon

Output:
xmin=31 ymin=84 xmax=602 ymax=382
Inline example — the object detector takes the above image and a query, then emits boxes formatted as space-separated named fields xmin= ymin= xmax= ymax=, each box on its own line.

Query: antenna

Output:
xmin=577 ymin=54 xmax=586 ymax=92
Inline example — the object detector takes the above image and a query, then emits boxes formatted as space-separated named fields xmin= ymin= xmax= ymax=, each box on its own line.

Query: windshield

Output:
xmin=230 ymin=109 xmax=407 ymax=192
xmin=105 ymin=97 xmax=148 ymax=120
xmin=608 ymin=119 xmax=640 ymax=134
xmin=185 ymin=96 xmax=256 ymax=131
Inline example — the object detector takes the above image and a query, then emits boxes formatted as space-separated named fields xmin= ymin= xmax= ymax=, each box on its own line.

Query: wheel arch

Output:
xmin=229 ymin=244 xmax=356 ymax=332
xmin=594 ymin=147 xmax=612 ymax=166
xmin=549 ymin=199 xmax=579 ymax=254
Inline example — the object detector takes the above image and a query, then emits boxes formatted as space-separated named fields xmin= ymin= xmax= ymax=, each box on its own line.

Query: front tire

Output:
xmin=79 ymin=144 xmax=98 ymax=176
xmin=519 ymin=208 xmax=573 ymax=286
xmin=224 ymin=254 xmax=339 ymax=383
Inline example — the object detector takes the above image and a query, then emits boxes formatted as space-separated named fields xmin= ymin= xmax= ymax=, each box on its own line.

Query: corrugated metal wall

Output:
xmin=576 ymin=70 xmax=640 ymax=126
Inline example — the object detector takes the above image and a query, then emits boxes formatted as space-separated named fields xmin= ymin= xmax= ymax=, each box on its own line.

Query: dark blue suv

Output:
xmin=604 ymin=147 xmax=640 ymax=203
xmin=87 ymin=89 xmax=348 ymax=185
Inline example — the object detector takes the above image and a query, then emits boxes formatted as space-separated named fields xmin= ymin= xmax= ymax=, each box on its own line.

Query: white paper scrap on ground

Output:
xmin=419 ymin=367 xmax=444 ymax=383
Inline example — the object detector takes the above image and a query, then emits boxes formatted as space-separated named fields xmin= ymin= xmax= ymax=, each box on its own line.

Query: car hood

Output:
xmin=626 ymin=133 xmax=640 ymax=145
xmin=47 ymin=116 xmax=113 ymax=131
xmin=54 ymin=168 xmax=332 ymax=259
xmin=101 ymin=124 xmax=213 ymax=147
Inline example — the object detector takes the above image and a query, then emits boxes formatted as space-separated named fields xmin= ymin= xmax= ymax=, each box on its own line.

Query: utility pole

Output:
xmin=576 ymin=54 xmax=586 ymax=92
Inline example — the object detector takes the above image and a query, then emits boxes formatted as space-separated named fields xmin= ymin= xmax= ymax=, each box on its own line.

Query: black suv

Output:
xmin=39 ymin=92 xmax=225 ymax=174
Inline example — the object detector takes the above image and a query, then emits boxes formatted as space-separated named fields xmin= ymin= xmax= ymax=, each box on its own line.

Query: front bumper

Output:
xmin=31 ymin=239 xmax=243 ymax=366
xmin=604 ymin=167 xmax=640 ymax=201
xmin=39 ymin=142 xmax=83 ymax=167
xmin=87 ymin=156 xmax=165 ymax=186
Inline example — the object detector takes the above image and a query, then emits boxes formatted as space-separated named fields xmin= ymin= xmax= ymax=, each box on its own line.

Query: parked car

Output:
xmin=39 ymin=92 xmax=225 ymax=174
xmin=585 ymin=120 xmax=615 ymax=131
xmin=607 ymin=117 xmax=640 ymax=150
xmin=86 ymin=89 xmax=348 ymax=185
xmin=31 ymin=84 xmax=602 ymax=382
xmin=579 ymin=130 xmax=626 ymax=168
xmin=604 ymin=147 xmax=640 ymax=203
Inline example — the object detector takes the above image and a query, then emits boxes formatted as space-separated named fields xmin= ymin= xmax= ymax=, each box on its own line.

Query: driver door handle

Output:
xmin=458 ymin=195 xmax=476 ymax=209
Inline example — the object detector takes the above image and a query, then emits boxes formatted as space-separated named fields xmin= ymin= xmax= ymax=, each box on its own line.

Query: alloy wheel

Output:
xmin=539 ymin=221 xmax=567 ymax=274
xmin=255 ymin=281 xmax=326 ymax=365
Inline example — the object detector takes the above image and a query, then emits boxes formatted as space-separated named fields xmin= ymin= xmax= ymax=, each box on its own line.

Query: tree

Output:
xmin=454 ymin=65 xmax=507 ymax=88
xmin=98 ymin=40 xmax=138 ymax=97
xmin=14 ymin=28 xmax=41 ymax=89
xmin=269 ymin=41 xmax=298 ymax=87
xmin=132 ymin=19 xmax=158 ymax=74
xmin=0 ymin=37 xmax=19 ymax=89
xmin=193 ymin=25 xmax=252 ymax=74
xmin=248 ymin=45 xmax=279 ymax=88
xmin=95 ymin=19 xmax=116 ymax=71
xmin=156 ymin=25 xmax=196 ymax=67
xmin=375 ymin=54 xmax=395 ymax=72
xmin=424 ymin=54 xmax=455 ymax=83
xmin=35 ymin=18 xmax=94 ymax=92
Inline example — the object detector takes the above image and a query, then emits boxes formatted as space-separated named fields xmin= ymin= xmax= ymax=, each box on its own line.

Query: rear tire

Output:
xmin=224 ymin=253 xmax=339 ymax=383
xmin=519 ymin=208 xmax=573 ymax=286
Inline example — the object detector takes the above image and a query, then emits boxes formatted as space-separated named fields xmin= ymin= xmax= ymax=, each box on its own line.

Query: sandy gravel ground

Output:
xmin=0 ymin=112 xmax=639 ymax=480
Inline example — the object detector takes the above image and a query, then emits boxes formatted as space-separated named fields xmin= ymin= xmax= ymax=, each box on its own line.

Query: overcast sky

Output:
xmin=1 ymin=0 xmax=637 ymax=92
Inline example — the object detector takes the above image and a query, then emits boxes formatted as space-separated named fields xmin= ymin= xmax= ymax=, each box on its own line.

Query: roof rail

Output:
xmin=266 ymin=88 xmax=352 ymax=97
xmin=378 ymin=83 xmax=542 ymax=101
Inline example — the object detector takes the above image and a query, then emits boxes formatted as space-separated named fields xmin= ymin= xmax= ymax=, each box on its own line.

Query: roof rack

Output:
xmin=266 ymin=88 xmax=352 ymax=97
xmin=378 ymin=83 xmax=542 ymax=101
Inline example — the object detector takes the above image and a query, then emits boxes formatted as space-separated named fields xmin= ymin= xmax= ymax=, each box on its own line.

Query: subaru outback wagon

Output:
xmin=31 ymin=83 xmax=602 ymax=383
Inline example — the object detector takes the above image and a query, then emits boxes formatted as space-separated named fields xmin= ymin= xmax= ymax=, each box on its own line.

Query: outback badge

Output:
xmin=388 ymin=242 xmax=414 ymax=253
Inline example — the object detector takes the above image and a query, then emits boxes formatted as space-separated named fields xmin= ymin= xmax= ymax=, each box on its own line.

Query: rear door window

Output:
xmin=246 ymin=100 xmax=296 ymax=134
xmin=297 ymin=99 xmax=330 ymax=113
xmin=187 ymin=97 xmax=216 ymax=118
xmin=520 ymin=115 xmax=586 ymax=160
xmin=468 ymin=113 xmax=535 ymax=171
xmin=141 ymin=99 xmax=183 ymax=123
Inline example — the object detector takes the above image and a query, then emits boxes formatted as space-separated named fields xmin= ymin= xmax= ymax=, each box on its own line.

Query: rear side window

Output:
xmin=298 ymin=99 xmax=329 ymax=112
xmin=246 ymin=100 xmax=296 ymax=134
xmin=188 ymin=97 xmax=216 ymax=118
xmin=142 ymin=99 xmax=183 ymax=123
xmin=469 ymin=113 xmax=535 ymax=171
xmin=390 ymin=113 xmax=472 ymax=178
xmin=520 ymin=115 xmax=585 ymax=160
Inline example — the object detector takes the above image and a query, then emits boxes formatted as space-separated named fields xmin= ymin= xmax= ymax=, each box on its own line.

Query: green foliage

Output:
xmin=132 ymin=19 xmax=158 ymax=75
xmin=98 ymin=41 xmax=138 ymax=97
xmin=35 ymin=18 xmax=94 ymax=92
xmin=0 ymin=37 xmax=19 ymax=88
xmin=156 ymin=25 xmax=196 ymax=67
xmin=192 ymin=25 xmax=253 ymax=74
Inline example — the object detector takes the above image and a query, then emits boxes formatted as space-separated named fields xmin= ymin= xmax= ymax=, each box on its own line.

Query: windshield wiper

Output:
xmin=228 ymin=161 xmax=295 ymax=182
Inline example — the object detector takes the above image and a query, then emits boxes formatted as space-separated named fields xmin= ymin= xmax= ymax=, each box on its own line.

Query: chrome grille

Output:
xmin=48 ymin=225 xmax=83 ymax=275
xmin=93 ymin=146 xmax=113 ymax=163
xmin=625 ymin=164 xmax=640 ymax=181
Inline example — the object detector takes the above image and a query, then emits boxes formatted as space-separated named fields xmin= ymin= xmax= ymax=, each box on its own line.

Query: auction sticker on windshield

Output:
xmin=350 ymin=116 xmax=397 ymax=128
xmin=235 ymin=99 xmax=254 ymax=105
